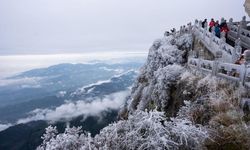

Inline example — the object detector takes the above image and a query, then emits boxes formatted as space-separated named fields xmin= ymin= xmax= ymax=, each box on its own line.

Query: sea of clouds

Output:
xmin=17 ymin=90 xmax=129 ymax=124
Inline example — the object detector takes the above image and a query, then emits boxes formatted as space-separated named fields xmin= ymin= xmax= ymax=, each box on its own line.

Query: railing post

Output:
xmin=204 ymin=22 xmax=208 ymax=31
xmin=180 ymin=26 xmax=183 ymax=35
xmin=212 ymin=60 xmax=219 ymax=76
xmin=233 ymin=38 xmax=242 ymax=62
xmin=242 ymin=50 xmax=250 ymax=85
xmin=241 ymin=16 xmax=247 ymax=29
xmin=209 ymin=31 xmax=213 ymax=46
xmin=203 ymin=27 xmax=206 ymax=40
xmin=219 ymin=38 xmax=224 ymax=53
xmin=228 ymin=18 xmax=234 ymax=38
xmin=220 ymin=31 xmax=226 ymax=42
xmin=199 ymin=20 xmax=202 ymax=28
xmin=212 ymin=51 xmax=222 ymax=76
xmin=188 ymin=22 xmax=192 ymax=34
xmin=238 ymin=24 xmax=242 ymax=39
xmin=198 ymin=57 xmax=201 ymax=71
xmin=195 ymin=19 xmax=198 ymax=26
xmin=235 ymin=38 xmax=242 ymax=51
xmin=193 ymin=20 xmax=198 ymax=36
xmin=232 ymin=48 xmax=238 ymax=63
xmin=228 ymin=18 xmax=233 ymax=26
xmin=210 ymin=26 xmax=216 ymax=47
xmin=197 ymin=21 xmax=202 ymax=39
xmin=240 ymin=64 xmax=246 ymax=85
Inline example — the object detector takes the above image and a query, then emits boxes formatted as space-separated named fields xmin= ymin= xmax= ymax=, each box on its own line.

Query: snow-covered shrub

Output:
xmin=152 ymin=65 xmax=184 ymax=110
xmin=175 ymin=34 xmax=193 ymax=50
xmin=175 ymin=71 xmax=250 ymax=149
xmin=38 ymin=110 xmax=209 ymax=150
xmin=37 ymin=126 xmax=58 ymax=150
xmin=37 ymin=126 xmax=86 ymax=150
xmin=205 ymin=123 xmax=250 ymax=150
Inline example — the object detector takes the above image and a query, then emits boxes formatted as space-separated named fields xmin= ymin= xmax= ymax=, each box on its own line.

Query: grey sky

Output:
xmin=0 ymin=0 xmax=246 ymax=54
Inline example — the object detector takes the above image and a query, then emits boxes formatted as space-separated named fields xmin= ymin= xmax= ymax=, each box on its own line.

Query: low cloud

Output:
xmin=56 ymin=91 xmax=67 ymax=98
xmin=17 ymin=90 xmax=129 ymax=124
xmin=71 ymin=79 xmax=112 ymax=97
xmin=0 ymin=77 xmax=42 ymax=88
xmin=0 ymin=124 xmax=12 ymax=132
xmin=99 ymin=67 xmax=125 ymax=74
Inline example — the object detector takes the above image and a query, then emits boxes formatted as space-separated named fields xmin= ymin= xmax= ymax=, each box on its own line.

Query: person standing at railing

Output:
xmin=221 ymin=23 xmax=229 ymax=42
xmin=221 ymin=24 xmax=229 ymax=33
xmin=209 ymin=18 xmax=215 ymax=32
xmin=214 ymin=23 xmax=221 ymax=38
xmin=202 ymin=19 xmax=207 ymax=28
xmin=219 ymin=19 xmax=227 ymax=29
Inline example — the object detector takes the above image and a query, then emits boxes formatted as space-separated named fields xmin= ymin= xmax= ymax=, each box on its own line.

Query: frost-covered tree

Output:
xmin=38 ymin=126 xmax=58 ymax=150
xmin=95 ymin=110 xmax=208 ymax=150
xmin=38 ymin=110 xmax=208 ymax=150
xmin=37 ymin=126 xmax=91 ymax=150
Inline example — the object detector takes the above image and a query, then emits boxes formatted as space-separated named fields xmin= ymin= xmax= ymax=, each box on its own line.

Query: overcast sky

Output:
xmin=0 ymin=0 xmax=246 ymax=55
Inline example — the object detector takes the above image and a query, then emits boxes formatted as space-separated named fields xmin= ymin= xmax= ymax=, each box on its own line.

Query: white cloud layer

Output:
xmin=71 ymin=79 xmax=112 ymax=97
xmin=0 ymin=124 xmax=12 ymax=132
xmin=0 ymin=77 xmax=42 ymax=87
xmin=17 ymin=90 xmax=129 ymax=124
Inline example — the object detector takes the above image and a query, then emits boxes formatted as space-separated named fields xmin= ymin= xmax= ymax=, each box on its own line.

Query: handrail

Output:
xmin=228 ymin=24 xmax=250 ymax=49
xmin=192 ymin=23 xmax=238 ymax=63
xmin=177 ymin=17 xmax=250 ymax=88
xmin=188 ymin=58 xmax=250 ymax=88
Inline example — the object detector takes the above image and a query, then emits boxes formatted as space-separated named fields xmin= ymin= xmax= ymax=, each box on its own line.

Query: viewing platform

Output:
xmin=172 ymin=16 xmax=250 ymax=89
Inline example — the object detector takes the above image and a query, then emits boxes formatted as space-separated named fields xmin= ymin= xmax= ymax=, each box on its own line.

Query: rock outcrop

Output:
xmin=128 ymin=34 xmax=193 ymax=114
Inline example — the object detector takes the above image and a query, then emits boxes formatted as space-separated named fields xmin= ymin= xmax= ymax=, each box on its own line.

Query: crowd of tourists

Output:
xmin=166 ymin=18 xmax=249 ymax=66
xmin=201 ymin=18 xmax=229 ymax=39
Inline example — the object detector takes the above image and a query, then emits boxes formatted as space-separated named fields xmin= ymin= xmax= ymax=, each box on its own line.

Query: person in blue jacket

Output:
xmin=214 ymin=23 xmax=221 ymax=38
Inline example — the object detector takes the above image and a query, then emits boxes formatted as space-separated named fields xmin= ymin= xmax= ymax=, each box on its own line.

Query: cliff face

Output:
xmin=128 ymin=33 xmax=193 ymax=114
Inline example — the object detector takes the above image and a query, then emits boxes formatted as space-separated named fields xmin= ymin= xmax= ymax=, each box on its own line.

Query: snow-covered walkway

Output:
xmin=182 ymin=18 xmax=250 ymax=89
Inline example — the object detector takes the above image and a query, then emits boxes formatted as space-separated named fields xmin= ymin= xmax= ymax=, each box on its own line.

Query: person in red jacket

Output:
xmin=221 ymin=24 xmax=229 ymax=33
xmin=221 ymin=24 xmax=229 ymax=40
xmin=209 ymin=18 xmax=215 ymax=32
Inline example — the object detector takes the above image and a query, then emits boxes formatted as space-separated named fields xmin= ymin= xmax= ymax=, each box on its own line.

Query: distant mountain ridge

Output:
xmin=0 ymin=61 xmax=143 ymax=149
xmin=0 ymin=62 xmax=142 ymax=123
